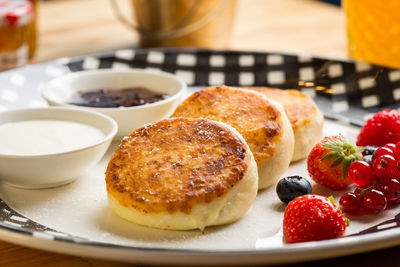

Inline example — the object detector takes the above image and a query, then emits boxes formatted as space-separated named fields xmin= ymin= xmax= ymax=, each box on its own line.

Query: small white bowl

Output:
xmin=40 ymin=69 xmax=187 ymax=139
xmin=0 ymin=107 xmax=118 ymax=189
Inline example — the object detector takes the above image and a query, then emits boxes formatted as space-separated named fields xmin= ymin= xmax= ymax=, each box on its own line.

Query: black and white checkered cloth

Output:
xmin=67 ymin=48 xmax=400 ymax=126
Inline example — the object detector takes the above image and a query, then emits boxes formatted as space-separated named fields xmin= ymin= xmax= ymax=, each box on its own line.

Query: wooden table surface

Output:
xmin=2 ymin=0 xmax=399 ymax=266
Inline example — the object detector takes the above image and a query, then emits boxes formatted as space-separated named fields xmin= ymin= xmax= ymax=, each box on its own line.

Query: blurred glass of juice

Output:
xmin=344 ymin=0 xmax=400 ymax=69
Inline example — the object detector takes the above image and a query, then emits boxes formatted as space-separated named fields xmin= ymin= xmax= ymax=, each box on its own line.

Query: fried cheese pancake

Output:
xmin=171 ymin=86 xmax=294 ymax=189
xmin=246 ymin=87 xmax=324 ymax=161
xmin=106 ymin=117 xmax=258 ymax=231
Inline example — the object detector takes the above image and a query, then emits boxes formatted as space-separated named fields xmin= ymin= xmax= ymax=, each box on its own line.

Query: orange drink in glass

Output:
xmin=343 ymin=0 xmax=400 ymax=68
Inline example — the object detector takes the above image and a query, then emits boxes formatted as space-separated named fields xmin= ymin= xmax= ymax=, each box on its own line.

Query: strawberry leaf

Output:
xmin=321 ymin=151 xmax=339 ymax=161
xmin=342 ymin=159 xmax=352 ymax=178
xmin=325 ymin=138 xmax=342 ymax=147
xmin=330 ymin=157 xmax=343 ymax=168
xmin=322 ymin=144 xmax=341 ymax=151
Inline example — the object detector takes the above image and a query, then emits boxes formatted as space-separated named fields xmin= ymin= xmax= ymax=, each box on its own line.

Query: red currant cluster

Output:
xmin=339 ymin=143 xmax=400 ymax=215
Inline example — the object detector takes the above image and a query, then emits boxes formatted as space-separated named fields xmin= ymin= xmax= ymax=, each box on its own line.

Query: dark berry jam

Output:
xmin=68 ymin=87 xmax=169 ymax=108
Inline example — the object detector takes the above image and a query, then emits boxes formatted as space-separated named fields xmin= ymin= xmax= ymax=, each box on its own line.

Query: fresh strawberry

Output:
xmin=357 ymin=109 xmax=400 ymax=146
xmin=283 ymin=194 xmax=347 ymax=243
xmin=307 ymin=135 xmax=363 ymax=190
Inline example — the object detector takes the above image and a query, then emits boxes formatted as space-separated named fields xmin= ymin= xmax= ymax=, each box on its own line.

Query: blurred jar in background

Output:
xmin=28 ymin=0 xmax=37 ymax=59
xmin=344 ymin=0 xmax=400 ymax=69
xmin=0 ymin=0 xmax=36 ymax=71
xmin=113 ymin=0 xmax=237 ymax=48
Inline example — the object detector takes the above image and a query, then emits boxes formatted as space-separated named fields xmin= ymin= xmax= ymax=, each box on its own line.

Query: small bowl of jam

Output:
xmin=40 ymin=69 xmax=187 ymax=139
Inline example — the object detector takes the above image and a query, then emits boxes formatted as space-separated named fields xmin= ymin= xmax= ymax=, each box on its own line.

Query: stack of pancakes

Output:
xmin=105 ymin=86 xmax=323 ymax=231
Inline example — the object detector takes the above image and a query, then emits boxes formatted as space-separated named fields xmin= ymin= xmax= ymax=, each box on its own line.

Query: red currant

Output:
xmin=347 ymin=161 xmax=374 ymax=186
xmin=339 ymin=192 xmax=363 ymax=216
xmin=373 ymin=155 xmax=398 ymax=180
xmin=373 ymin=147 xmax=396 ymax=164
xmin=383 ymin=143 xmax=396 ymax=150
xmin=354 ymin=185 xmax=371 ymax=197
xmin=395 ymin=142 xmax=400 ymax=164
xmin=362 ymin=189 xmax=387 ymax=212
xmin=376 ymin=179 xmax=400 ymax=203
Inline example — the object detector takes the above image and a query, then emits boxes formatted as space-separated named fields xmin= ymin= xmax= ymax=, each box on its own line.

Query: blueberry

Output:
xmin=362 ymin=146 xmax=379 ymax=156
xmin=363 ymin=154 xmax=373 ymax=165
xmin=276 ymin=176 xmax=312 ymax=204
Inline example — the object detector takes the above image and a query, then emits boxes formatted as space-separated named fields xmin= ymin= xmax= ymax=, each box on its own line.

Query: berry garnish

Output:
xmin=383 ymin=143 xmax=396 ymax=152
xmin=339 ymin=192 xmax=364 ymax=216
xmin=376 ymin=179 xmax=400 ymax=203
xmin=354 ymin=185 xmax=371 ymax=197
xmin=363 ymin=154 xmax=373 ymax=165
xmin=283 ymin=195 xmax=347 ymax=243
xmin=347 ymin=160 xmax=374 ymax=186
xmin=394 ymin=142 xmax=400 ymax=164
xmin=276 ymin=176 xmax=312 ymax=204
xmin=362 ymin=145 xmax=379 ymax=157
xmin=307 ymin=135 xmax=363 ymax=190
xmin=372 ymin=146 xmax=396 ymax=164
xmin=338 ymin=143 xmax=400 ymax=216
xmin=372 ymin=155 xmax=397 ymax=180
xmin=357 ymin=109 xmax=400 ymax=146
xmin=362 ymin=189 xmax=387 ymax=213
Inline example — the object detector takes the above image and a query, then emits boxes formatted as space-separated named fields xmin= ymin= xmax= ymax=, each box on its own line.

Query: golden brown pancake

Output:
xmin=245 ymin=87 xmax=324 ymax=161
xmin=246 ymin=87 xmax=318 ymax=130
xmin=106 ymin=117 xmax=258 ymax=230
xmin=171 ymin=86 xmax=294 ymax=189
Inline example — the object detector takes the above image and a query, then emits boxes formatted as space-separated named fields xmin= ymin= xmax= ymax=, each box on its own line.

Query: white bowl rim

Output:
xmin=0 ymin=107 xmax=118 ymax=158
xmin=40 ymin=68 xmax=187 ymax=111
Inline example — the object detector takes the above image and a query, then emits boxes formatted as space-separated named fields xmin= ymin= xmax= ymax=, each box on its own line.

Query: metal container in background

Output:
xmin=112 ymin=0 xmax=237 ymax=48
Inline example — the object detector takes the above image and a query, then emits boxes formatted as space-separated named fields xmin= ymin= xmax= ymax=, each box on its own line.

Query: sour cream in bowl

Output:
xmin=0 ymin=107 xmax=118 ymax=189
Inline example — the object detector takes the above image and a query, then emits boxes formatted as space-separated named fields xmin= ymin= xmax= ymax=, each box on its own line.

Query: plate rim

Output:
xmin=0 ymin=220 xmax=400 ymax=265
